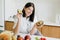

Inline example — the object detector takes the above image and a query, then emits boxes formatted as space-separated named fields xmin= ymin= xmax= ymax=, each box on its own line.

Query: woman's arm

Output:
xmin=13 ymin=13 xmax=21 ymax=34
xmin=30 ymin=24 xmax=37 ymax=35
xmin=30 ymin=20 xmax=44 ymax=35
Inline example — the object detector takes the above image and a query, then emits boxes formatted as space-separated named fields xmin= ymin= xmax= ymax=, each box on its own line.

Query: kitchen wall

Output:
xmin=55 ymin=0 xmax=60 ymax=24
xmin=0 ymin=0 xmax=4 ymax=30
xmin=5 ymin=0 xmax=17 ymax=20
xmin=5 ymin=0 xmax=60 ymax=24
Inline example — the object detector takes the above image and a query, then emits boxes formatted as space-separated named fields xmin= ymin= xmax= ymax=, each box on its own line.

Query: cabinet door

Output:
xmin=41 ymin=25 xmax=60 ymax=38
xmin=5 ymin=21 xmax=14 ymax=31
xmin=41 ymin=25 xmax=50 ymax=36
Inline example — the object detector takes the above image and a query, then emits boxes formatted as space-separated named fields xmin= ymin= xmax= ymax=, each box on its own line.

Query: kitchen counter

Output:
xmin=44 ymin=21 xmax=60 ymax=26
xmin=16 ymin=33 xmax=60 ymax=40
xmin=4 ymin=20 xmax=60 ymax=38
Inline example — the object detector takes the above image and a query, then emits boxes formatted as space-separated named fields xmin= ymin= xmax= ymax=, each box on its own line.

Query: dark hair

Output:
xmin=22 ymin=2 xmax=35 ymax=22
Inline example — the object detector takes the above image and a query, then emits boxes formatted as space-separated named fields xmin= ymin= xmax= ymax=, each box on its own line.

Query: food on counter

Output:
xmin=24 ymin=35 xmax=31 ymax=40
xmin=12 ymin=35 xmax=17 ymax=40
xmin=35 ymin=37 xmax=39 ymax=40
xmin=0 ymin=34 xmax=9 ymax=40
xmin=17 ymin=35 xmax=23 ymax=40
xmin=40 ymin=38 xmax=46 ymax=40
xmin=0 ymin=30 xmax=16 ymax=40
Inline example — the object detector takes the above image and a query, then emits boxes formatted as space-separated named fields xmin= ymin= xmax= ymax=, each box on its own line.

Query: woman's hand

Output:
xmin=35 ymin=21 xmax=44 ymax=28
xmin=29 ymin=24 xmax=37 ymax=35
xmin=29 ymin=23 xmax=43 ymax=35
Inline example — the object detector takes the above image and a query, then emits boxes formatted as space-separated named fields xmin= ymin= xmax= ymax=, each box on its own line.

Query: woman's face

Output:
xmin=24 ymin=6 xmax=33 ymax=17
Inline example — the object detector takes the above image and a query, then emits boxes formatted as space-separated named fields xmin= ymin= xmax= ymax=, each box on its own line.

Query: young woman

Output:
xmin=13 ymin=2 xmax=38 ymax=35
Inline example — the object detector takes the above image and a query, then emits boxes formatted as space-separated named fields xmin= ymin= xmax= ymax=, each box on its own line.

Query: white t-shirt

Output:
xmin=13 ymin=14 xmax=38 ymax=34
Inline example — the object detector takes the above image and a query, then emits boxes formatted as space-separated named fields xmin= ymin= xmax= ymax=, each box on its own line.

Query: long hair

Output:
xmin=22 ymin=2 xmax=35 ymax=22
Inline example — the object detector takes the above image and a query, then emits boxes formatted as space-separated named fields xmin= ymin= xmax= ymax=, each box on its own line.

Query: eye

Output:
xmin=28 ymin=8 xmax=33 ymax=12
xmin=27 ymin=8 xmax=31 ymax=10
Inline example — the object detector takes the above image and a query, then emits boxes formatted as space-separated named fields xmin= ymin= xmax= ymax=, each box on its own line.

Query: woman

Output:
xmin=13 ymin=2 xmax=38 ymax=35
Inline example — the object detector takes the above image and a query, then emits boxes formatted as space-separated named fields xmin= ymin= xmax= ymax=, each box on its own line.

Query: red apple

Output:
xmin=40 ymin=38 xmax=46 ymax=40
xmin=17 ymin=37 xmax=23 ymax=40
xmin=24 ymin=35 xmax=31 ymax=40
xmin=17 ymin=35 xmax=23 ymax=40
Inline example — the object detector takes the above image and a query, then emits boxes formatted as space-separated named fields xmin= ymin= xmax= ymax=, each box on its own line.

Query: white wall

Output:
xmin=0 ymin=0 xmax=4 ymax=26
xmin=0 ymin=0 xmax=4 ymax=30
xmin=0 ymin=0 xmax=2 ymax=24
xmin=5 ymin=0 xmax=17 ymax=20
xmin=5 ymin=0 xmax=60 ymax=23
